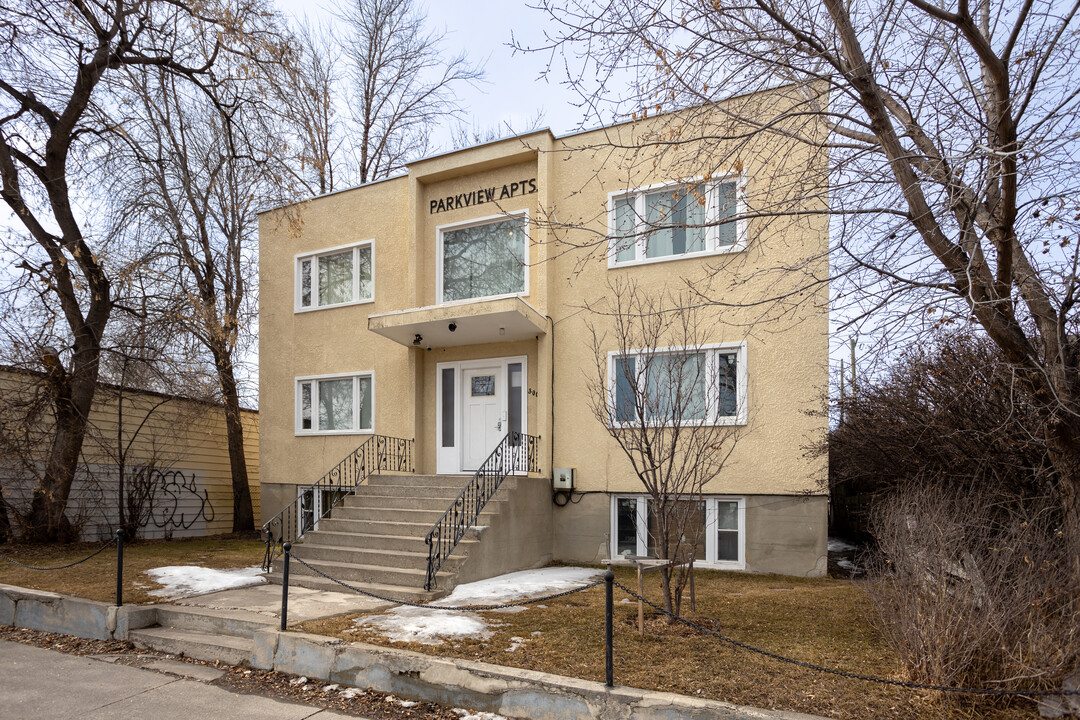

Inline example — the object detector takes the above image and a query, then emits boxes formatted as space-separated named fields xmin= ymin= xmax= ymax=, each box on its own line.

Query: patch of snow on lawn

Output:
xmin=358 ymin=606 xmax=492 ymax=645
xmin=433 ymin=567 xmax=600 ymax=606
xmin=356 ymin=566 xmax=600 ymax=646
xmin=145 ymin=565 xmax=265 ymax=599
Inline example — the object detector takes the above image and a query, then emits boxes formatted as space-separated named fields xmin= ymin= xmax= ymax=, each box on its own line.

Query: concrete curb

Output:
xmin=0 ymin=582 xmax=829 ymax=720
xmin=253 ymin=630 xmax=827 ymax=720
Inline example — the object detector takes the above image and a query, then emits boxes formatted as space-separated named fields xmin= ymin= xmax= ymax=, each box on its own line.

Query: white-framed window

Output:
xmin=295 ymin=372 xmax=374 ymax=435
xmin=611 ymin=495 xmax=745 ymax=569
xmin=608 ymin=342 xmax=747 ymax=427
xmin=295 ymin=240 xmax=374 ymax=312
xmin=437 ymin=211 xmax=529 ymax=303
xmin=608 ymin=176 xmax=745 ymax=267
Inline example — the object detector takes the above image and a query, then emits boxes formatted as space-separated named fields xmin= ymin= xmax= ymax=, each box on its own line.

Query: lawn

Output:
xmin=0 ymin=535 xmax=266 ymax=604
xmin=299 ymin=567 xmax=1041 ymax=720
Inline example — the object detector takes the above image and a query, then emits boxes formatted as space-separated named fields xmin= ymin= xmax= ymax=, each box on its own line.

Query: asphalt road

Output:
xmin=0 ymin=640 xmax=359 ymax=720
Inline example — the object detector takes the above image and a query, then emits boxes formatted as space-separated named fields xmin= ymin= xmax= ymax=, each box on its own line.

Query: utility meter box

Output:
xmin=553 ymin=467 xmax=575 ymax=491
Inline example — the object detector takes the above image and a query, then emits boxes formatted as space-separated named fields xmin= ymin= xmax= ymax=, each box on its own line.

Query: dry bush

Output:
xmin=867 ymin=483 xmax=1079 ymax=697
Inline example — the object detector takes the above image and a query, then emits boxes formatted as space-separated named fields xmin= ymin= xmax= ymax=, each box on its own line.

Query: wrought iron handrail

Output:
xmin=424 ymin=431 xmax=540 ymax=590
xmin=261 ymin=435 xmax=414 ymax=571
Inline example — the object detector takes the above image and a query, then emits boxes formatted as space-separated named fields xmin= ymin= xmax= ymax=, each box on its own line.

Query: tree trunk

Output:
xmin=25 ymin=363 xmax=99 ymax=543
xmin=215 ymin=352 xmax=254 ymax=533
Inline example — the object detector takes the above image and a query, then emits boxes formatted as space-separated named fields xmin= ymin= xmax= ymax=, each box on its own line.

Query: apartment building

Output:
xmin=258 ymin=89 xmax=828 ymax=597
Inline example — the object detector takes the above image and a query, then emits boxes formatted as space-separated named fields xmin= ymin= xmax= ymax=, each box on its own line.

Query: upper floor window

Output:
xmin=296 ymin=372 xmax=373 ymax=435
xmin=608 ymin=177 xmax=745 ymax=267
xmin=610 ymin=343 xmax=746 ymax=426
xmin=295 ymin=240 xmax=373 ymax=312
xmin=438 ymin=212 xmax=528 ymax=303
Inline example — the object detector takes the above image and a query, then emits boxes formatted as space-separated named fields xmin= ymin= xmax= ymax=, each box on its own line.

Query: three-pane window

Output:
xmin=440 ymin=214 xmax=527 ymax=302
xmin=612 ymin=496 xmax=744 ymax=567
xmin=610 ymin=344 xmax=745 ymax=426
xmin=610 ymin=179 xmax=742 ymax=265
xmin=296 ymin=374 xmax=373 ymax=434
xmin=296 ymin=241 xmax=373 ymax=311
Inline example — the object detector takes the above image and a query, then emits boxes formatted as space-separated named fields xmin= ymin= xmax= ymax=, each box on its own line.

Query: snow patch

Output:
xmin=454 ymin=710 xmax=510 ymax=720
xmin=433 ymin=567 xmax=600 ymax=606
xmin=356 ymin=566 xmax=600 ymax=646
xmin=145 ymin=566 xmax=265 ymax=599
xmin=358 ymin=607 xmax=492 ymax=645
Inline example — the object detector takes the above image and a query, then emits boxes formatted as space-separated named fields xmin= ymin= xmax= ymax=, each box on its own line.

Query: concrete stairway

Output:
xmin=129 ymin=605 xmax=276 ymax=667
xmin=268 ymin=474 xmax=497 ymax=602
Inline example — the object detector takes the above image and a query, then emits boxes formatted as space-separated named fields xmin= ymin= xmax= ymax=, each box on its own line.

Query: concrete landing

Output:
xmin=171 ymin=583 xmax=394 ymax=622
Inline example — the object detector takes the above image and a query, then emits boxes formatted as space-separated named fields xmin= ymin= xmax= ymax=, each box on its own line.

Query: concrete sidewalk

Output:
xmin=0 ymin=640 xmax=358 ymax=720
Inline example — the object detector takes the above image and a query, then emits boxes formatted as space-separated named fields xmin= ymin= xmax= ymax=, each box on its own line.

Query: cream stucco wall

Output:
xmin=258 ymin=88 xmax=828 ymax=527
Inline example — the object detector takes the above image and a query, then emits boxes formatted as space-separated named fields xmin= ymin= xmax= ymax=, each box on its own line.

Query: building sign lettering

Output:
xmin=430 ymin=178 xmax=537 ymax=214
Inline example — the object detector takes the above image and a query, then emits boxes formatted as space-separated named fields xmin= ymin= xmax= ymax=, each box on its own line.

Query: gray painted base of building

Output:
xmin=1 ymin=582 xmax=830 ymax=720
xmin=263 ymin=481 xmax=829 ymax=579
xmin=552 ymin=493 xmax=829 ymax=577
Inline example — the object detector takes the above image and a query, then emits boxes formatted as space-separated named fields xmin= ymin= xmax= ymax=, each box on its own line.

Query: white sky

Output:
xmin=273 ymin=0 xmax=590 ymax=141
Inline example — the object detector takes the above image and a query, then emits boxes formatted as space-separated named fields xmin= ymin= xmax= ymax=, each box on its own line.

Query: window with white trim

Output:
xmin=612 ymin=495 xmax=745 ymax=567
xmin=610 ymin=343 xmax=746 ymax=426
xmin=295 ymin=373 xmax=373 ymax=434
xmin=609 ymin=178 xmax=744 ymax=265
xmin=439 ymin=213 xmax=527 ymax=302
xmin=295 ymin=240 xmax=373 ymax=311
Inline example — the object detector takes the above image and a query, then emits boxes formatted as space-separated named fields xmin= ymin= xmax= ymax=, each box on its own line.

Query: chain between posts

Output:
xmin=612 ymin=580 xmax=1080 ymax=698
xmin=0 ymin=537 xmax=117 ymax=571
xmin=286 ymin=554 xmax=602 ymax=611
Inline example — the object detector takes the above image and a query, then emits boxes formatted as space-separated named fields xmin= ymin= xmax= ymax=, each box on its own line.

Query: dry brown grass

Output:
xmin=300 ymin=567 xmax=1041 ymax=720
xmin=0 ymin=535 xmax=265 ymax=603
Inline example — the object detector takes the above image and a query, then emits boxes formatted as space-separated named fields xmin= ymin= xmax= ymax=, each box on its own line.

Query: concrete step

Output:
xmin=296 ymin=530 xmax=479 ymax=553
xmin=347 ymin=484 xmax=467 ymax=499
xmin=266 ymin=571 xmax=449 ymax=603
xmin=326 ymin=505 xmax=501 ymax=525
xmin=367 ymin=474 xmax=473 ymax=488
xmin=341 ymin=494 xmax=505 ymax=512
xmin=286 ymin=556 xmax=448 ymax=588
xmin=152 ymin=605 xmax=276 ymax=638
xmin=129 ymin=627 xmax=254 ymax=667
xmin=290 ymin=543 xmax=468 ymax=573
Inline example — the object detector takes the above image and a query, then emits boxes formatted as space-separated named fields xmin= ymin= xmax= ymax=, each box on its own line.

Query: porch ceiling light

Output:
xmin=413 ymin=333 xmax=423 ymax=346
xmin=448 ymin=322 xmax=457 ymax=332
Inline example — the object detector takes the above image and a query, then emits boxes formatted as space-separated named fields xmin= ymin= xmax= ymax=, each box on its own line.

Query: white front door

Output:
xmin=462 ymin=366 xmax=504 ymax=471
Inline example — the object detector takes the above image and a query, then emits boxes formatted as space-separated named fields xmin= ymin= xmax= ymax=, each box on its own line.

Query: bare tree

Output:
xmin=338 ymin=0 xmax=483 ymax=183
xmin=0 ymin=0 xmax=265 ymax=541
xmin=586 ymin=277 xmax=739 ymax=619
xmin=106 ymin=32 xmax=293 ymax=532
xmin=530 ymin=0 xmax=1080 ymax=572
xmin=270 ymin=19 xmax=344 ymax=196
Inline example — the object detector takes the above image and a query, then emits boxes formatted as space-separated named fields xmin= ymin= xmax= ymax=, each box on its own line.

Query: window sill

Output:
xmin=294 ymin=298 xmax=374 ymax=314
xmin=435 ymin=291 xmax=528 ymax=307
xmin=607 ymin=244 xmax=745 ymax=269
xmin=608 ymin=416 xmax=747 ymax=430
xmin=294 ymin=429 xmax=375 ymax=437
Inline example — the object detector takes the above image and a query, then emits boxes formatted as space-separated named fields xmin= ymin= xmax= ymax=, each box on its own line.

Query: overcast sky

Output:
xmin=273 ymin=0 xmax=590 ymax=143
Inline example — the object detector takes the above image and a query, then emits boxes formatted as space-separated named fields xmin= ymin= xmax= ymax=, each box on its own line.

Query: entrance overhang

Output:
xmin=368 ymin=297 xmax=547 ymax=348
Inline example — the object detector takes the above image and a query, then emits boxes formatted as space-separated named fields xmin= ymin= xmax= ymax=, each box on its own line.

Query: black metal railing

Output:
xmin=262 ymin=435 xmax=414 ymax=571
xmin=424 ymin=431 xmax=540 ymax=590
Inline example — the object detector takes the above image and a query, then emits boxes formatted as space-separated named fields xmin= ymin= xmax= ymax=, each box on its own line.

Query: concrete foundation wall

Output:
xmin=552 ymin=493 xmax=829 ymax=577
xmin=453 ymin=476 xmax=554 ymax=586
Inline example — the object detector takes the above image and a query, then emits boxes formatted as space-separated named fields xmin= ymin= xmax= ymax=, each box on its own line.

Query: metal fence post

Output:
xmin=280 ymin=542 xmax=292 ymax=631
xmin=604 ymin=569 xmax=614 ymax=688
xmin=115 ymin=529 xmax=125 ymax=607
